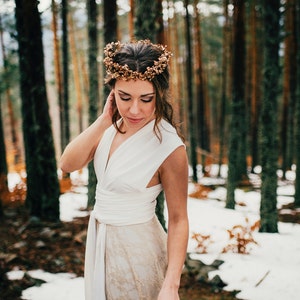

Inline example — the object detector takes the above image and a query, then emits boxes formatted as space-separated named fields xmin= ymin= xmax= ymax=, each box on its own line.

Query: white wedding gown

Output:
xmin=84 ymin=119 xmax=184 ymax=300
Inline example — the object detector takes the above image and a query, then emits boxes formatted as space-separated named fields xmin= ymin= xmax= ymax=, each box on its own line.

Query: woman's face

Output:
xmin=113 ymin=79 xmax=156 ymax=133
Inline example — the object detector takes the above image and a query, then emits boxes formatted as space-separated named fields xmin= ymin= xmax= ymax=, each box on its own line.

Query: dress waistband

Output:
xmin=93 ymin=186 xmax=160 ymax=226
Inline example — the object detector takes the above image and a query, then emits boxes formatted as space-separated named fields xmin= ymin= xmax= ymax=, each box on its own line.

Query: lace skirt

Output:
xmin=105 ymin=217 xmax=167 ymax=299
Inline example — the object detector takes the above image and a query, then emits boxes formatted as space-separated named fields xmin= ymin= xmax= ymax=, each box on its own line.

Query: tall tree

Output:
xmin=0 ymin=14 xmax=21 ymax=164
xmin=68 ymin=13 xmax=84 ymax=133
xmin=226 ymin=0 xmax=247 ymax=209
xmin=104 ymin=0 xmax=118 ymax=44
xmin=293 ymin=0 xmax=300 ymax=207
xmin=193 ymin=0 xmax=210 ymax=176
xmin=15 ymin=0 xmax=60 ymax=221
xmin=218 ymin=0 xmax=230 ymax=177
xmin=281 ymin=0 xmax=297 ymax=178
xmin=248 ymin=0 xmax=263 ymax=172
xmin=0 ymin=93 xmax=8 ymax=218
xmin=51 ymin=0 xmax=63 ymax=154
xmin=103 ymin=0 xmax=117 ymax=101
xmin=259 ymin=0 xmax=280 ymax=233
xmin=128 ymin=0 xmax=135 ymax=40
xmin=134 ymin=0 xmax=161 ymax=42
xmin=61 ymin=0 xmax=70 ymax=152
xmin=184 ymin=0 xmax=198 ymax=183
xmin=87 ymin=0 xmax=99 ymax=208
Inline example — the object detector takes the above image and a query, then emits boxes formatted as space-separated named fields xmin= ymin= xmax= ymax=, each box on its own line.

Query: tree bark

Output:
xmin=184 ymin=0 xmax=198 ymax=183
xmin=15 ymin=0 xmax=60 ymax=221
xmin=193 ymin=0 xmax=210 ymax=176
xmin=218 ymin=0 xmax=230 ymax=177
xmin=0 ymin=93 xmax=8 ymax=217
xmin=61 ymin=0 xmax=70 ymax=152
xmin=259 ymin=0 xmax=280 ymax=233
xmin=87 ymin=0 xmax=100 ymax=208
xmin=281 ymin=0 xmax=297 ymax=178
xmin=226 ymin=0 xmax=247 ymax=209
xmin=293 ymin=0 xmax=300 ymax=207
xmin=51 ymin=0 xmax=63 ymax=155
xmin=68 ymin=13 xmax=84 ymax=133
xmin=0 ymin=14 xmax=21 ymax=165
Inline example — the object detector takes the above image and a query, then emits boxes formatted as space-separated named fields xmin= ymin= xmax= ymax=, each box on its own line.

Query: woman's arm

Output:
xmin=158 ymin=145 xmax=189 ymax=300
xmin=59 ymin=91 xmax=115 ymax=173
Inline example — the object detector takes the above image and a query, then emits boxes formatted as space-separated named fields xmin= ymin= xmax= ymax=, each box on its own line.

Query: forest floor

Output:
xmin=0 ymin=196 xmax=299 ymax=300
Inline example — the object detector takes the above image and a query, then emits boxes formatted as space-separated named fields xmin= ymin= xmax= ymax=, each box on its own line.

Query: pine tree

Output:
xmin=293 ymin=0 xmax=300 ymax=207
xmin=0 ymin=93 xmax=8 ymax=218
xmin=87 ymin=0 xmax=100 ymax=208
xmin=259 ymin=0 xmax=280 ymax=233
xmin=15 ymin=0 xmax=60 ymax=221
xmin=226 ymin=0 xmax=247 ymax=209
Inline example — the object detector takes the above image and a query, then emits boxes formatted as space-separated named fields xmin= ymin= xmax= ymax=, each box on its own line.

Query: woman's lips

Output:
xmin=127 ymin=117 xmax=143 ymax=124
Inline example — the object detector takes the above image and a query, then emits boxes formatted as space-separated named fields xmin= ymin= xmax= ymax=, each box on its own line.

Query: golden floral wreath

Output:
xmin=103 ymin=40 xmax=172 ymax=81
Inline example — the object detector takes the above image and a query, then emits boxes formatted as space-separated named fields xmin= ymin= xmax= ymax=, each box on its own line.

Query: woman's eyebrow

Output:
xmin=117 ymin=89 xmax=155 ymax=97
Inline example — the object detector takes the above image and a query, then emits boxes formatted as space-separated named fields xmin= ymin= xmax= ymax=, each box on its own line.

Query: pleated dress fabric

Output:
xmin=84 ymin=119 xmax=185 ymax=300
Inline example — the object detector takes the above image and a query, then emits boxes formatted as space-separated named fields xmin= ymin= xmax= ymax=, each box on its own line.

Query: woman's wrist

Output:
xmin=97 ymin=113 xmax=112 ymax=130
xmin=162 ymin=277 xmax=180 ymax=290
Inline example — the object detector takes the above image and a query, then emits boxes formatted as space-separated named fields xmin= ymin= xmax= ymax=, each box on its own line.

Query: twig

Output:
xmin=255 ymin=270 xmax=270 ymax=287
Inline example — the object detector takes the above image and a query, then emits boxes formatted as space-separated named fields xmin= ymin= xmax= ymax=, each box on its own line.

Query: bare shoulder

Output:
xmin=159 ymin=145 xmax=188 ymax=187
xmin=161 ymin=145 xmax=187 ymax=170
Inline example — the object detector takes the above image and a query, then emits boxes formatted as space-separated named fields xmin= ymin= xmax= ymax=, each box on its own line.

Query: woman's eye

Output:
xmin=141 ymin=98 xmax=153 ymax=103
xmin=120 ymin=97 xmax=131 ymax=101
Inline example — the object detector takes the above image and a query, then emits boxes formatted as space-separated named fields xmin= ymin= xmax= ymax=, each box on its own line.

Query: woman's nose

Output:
xmin=129 ymin=100 xmax=140 ymax=114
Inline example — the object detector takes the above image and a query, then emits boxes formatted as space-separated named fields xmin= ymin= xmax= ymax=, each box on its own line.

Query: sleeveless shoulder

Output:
xmin=158 ymin=119 xmax=185 ymax=151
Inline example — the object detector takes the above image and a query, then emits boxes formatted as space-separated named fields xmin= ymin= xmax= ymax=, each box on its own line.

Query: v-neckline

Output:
xmin=104 ymin=119 xmax=155 ymax=172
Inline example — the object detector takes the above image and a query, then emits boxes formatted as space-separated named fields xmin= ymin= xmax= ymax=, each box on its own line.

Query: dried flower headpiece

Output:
xmin=103 ymin=40 xmax=172 ymax=81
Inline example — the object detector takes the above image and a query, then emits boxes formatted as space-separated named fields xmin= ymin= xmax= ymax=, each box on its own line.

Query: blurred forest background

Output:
xmin=0 ymin=0 xmax=299 ymax=235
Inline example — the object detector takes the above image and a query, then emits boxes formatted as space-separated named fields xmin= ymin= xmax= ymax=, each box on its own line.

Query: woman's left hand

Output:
xmin=157 ymin=286 xmax=180 ymax=300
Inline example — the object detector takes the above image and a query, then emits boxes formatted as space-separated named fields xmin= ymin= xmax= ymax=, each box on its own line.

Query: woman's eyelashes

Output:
xmin=118 ymin=94 xmax=154 ymax=103
xmin=141 ymin=97 xmax=153 ymax=103
xmin=120 ymin=96 xmax=130 ymax=101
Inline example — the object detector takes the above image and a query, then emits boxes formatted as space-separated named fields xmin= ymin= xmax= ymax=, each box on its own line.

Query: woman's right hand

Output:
xmin=102 ymin=90 xmax=116 ymax=122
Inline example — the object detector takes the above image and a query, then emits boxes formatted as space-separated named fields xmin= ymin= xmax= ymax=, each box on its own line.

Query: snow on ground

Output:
xmin=6 ymin=168 xmax=300 ymax=300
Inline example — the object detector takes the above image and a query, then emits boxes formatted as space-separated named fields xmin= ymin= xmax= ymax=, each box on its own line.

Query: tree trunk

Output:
xmin=193 ymin=0 xmax=210 ymax=176
xmin=0 ymin=14 xmax=21 ymax=165
xmin=0 ymin=93 xmax=8 ymax=217
xmin=218 ymin=0 xmax=230 ymax=177
xmin=226 ymin=0 xmax=247 ymax=209
xmin=87 ymin=0 xmax=100 ymax=208
xmin=286 ymin=0 xmax=297 ymax=174
xmin=61 ymin=0 xmax=70 ymax=152
xmin=259 ymin=0 xmax=280 ymax=233
xmin=104 ymin=0 xmax=118 ymax=44
xmin=51 ymin=0 xmax=63 ymax=155
xmin=184 ymin=0 xmax=198 ymax=183
xmin=103 ymin=0 xmax=118 ymax=100
xmin=128 ymin=0 xmax=134 ymax=40
xmin=281 ymin=0 xmax=297 ymax=178
xmin=15 ymin=0 xmax=60 ymax=221
xmin=293 ymin=0 xmax=300 ymax=207
xmin=134 ymin=0 xmax=158 ymax=41
xmin=249 ymin=0 xmax=263 ymax=172
xmin=68 ymin=13 xmax=83 ymax=133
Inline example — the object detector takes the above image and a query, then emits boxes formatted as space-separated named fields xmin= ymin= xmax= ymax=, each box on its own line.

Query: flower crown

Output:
xmin=103 ymin=40 xmax=172 ymax=81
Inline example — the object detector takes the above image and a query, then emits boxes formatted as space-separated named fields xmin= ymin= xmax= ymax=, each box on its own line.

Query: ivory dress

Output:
xmin=84 ymin=119 xmax=185 ymax=300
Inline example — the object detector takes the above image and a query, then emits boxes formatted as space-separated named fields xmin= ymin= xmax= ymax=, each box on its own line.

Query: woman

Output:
xmin=60 ymin=40 xmax=189 ymax=300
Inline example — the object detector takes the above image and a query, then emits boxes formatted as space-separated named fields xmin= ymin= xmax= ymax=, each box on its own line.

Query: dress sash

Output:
xmin=84 ymin=185 xmax=162 ymax=300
